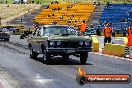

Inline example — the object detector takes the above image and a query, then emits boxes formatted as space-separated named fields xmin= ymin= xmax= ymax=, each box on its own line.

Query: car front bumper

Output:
xmin=46 ymin=47 xmax=92 ymax=54
xmin=0 ymin=36 xmax=10 ymax=39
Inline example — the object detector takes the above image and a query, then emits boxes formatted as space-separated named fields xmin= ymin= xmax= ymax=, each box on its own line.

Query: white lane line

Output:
xmin=35 ymin=79 xmax=53 ymax=84
xmin=0 ymin=75 xmax=11 ymax=88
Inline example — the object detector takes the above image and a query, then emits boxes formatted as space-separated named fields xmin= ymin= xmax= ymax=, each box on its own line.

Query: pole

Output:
xmin=0 ymin=18 xmax=1 ymax=25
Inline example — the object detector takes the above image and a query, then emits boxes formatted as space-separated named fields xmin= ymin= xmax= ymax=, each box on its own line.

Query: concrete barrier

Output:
xmin=102 ymin=43 xmax=126 ymax=57
xmin=91 ymin=36 xmax=99 ymax=52
xmin=129 ymin=46 xmax=132 ymax=59
xmin=115 ymin=37 xmax=128 ymax=45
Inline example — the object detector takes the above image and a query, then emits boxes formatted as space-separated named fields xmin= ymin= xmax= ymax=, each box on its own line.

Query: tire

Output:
xmin=4 ymin=38 xmax=9 ymax=41
xmin=6 ymin=38 xmax=9 ymax=41
xmin=46 ymin=53 xmax=51 ymax=64
xmin=30 ymin=47 xmax=38 ymax=59
xmin=80 ymin=52 xmax=88 ymax=64
xmin=42 ymin=50 xmax=51 ymax=64
xmin=20 ymin=36 xmax=24 ymax=39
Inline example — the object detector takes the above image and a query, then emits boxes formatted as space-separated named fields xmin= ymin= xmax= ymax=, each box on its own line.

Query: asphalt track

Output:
xmin=0 ymin=36 xmax=132 ymax=88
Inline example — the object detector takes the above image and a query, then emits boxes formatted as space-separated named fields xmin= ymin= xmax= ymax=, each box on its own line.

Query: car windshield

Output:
xmin=43 ymin=26 xmax=78 ymax=36
xmin=0 ymin=28 xmax=8 ymax=32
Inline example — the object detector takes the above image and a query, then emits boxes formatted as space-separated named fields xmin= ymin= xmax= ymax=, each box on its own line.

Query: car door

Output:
xmin=31 ymin=29 xmax=42 ymax=53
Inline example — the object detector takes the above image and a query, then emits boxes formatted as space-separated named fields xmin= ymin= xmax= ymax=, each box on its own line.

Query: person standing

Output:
xmin=79 ymin=20 xmax=87 ymax=36
xmin=124 ymin=25 xmax=132 ymax=57
xmin=127 ymin=25 xmax=132 ymax=46
xmin=103 ymin=23 xmax=112 ymax=45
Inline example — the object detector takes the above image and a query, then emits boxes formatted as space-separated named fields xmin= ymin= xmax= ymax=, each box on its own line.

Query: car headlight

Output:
xmin=49 ymin=41 xmax=55 ymax=46
xmin=85 ymin=41 xmax=90 ymax=46
xmin=57 ymin=41 xmax=61 ymax=46
xmin=79 ymin=41 xmax=83 ymax=46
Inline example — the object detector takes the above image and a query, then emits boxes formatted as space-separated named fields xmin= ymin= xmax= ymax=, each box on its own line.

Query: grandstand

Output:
xmin=1 ymin=0 xmax=132 ymax=31
xmin=101 ymin=4 xmax=132 ymax=32
xmin=33 ymin=2 xmax=95 ymax=26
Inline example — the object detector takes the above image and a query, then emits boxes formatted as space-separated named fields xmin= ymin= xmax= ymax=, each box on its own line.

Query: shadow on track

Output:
xmin=30 ymin=56 xmax=93 ymax=65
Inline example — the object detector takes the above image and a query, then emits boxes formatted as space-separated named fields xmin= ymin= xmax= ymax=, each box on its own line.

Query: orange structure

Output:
xmin=33 ymin=2 xmax=95 ymax=26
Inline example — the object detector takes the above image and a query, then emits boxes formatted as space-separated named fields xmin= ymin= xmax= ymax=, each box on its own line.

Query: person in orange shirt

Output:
xmin=103 ymin=23 xmax=112 ymax=45
xmin=127 ymin=25 xmax=132 ymax=46
xmin=79 ymin=20 xmax=87 ymax=36
xmin=124 ymin=25 xmax=132 ymax=57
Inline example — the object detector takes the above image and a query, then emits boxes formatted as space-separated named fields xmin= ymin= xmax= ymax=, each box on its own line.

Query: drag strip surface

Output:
xmin=0 ymin=42 xmax=132 ymax=88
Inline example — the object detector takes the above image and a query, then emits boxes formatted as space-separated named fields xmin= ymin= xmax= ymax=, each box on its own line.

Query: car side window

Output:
xmin=33 ymin=29 xmax=37 ymax=36
xmin=33 ymin=29 xmax=41 ymax=37
xmin=37 ymin=30 xmax=41 ymax=36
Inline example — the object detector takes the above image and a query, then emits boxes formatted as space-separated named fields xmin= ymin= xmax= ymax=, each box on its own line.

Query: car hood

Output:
xmin=47 ymin=35 xmax=91 ymax=41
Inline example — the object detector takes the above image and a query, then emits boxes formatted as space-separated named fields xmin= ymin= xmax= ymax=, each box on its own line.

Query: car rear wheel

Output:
xmin=30 ymin=47 xmax=38 ymax=59
xmin=80 ymin=52 xmax=88 ymax=64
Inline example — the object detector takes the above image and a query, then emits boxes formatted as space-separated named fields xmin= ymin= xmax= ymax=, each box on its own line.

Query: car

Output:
xmin=0 ymin=28 xmax=10 ymax=41
xmin=20 ymin=29 xmax=32 ymax=39
xmin=27 ymin=25 xmax=92 ymax=64
xmin=85 ymin=28 xmax=97 ymax=36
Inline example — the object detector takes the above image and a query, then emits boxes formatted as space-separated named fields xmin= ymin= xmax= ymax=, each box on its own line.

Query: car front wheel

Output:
xmin=42 ymin=50 xmax=51 ymax=64
xmin=80 ymin=52 xmax=88 ymax=64
xmin=30 ymin=47 xmax=38 ymax=59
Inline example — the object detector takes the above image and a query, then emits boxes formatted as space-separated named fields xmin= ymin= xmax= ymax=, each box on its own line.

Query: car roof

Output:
xmin=40 ymin=25 xmax=70 ymax=28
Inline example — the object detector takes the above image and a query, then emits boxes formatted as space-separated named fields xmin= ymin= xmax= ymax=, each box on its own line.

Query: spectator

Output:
xmin=96 ymin=25 xmax=101 ymax=36
xmin=72 ymin=14 xmax=75 ymax=17
xmin=58 ymin=7 xmax=60 ymax=11
xmin=5 ymin=1 xmax=7 ymax=4
xmin=123 ymin=27 xmax=127 ymax=37
xmin=96 ymin=28 xmax=101 ymax=36
xmin=97 ymin=2 xmax=100 ymax=6
xmin=47 ymin=14 xmax=51 ymax=17
xmin=67 ymin=19 xmax=72 ymax=23
xmin=125 ymin=24 xmax=132 ymax=56
xmin=52 ymin=21 xmax=57 ymax=25
xmin=59 ymin=15 xmax=64 ymax=20
xmin=52 ymin=8 xmax=56 ymax=11
xmin=103 ymin=23 xmax=112 ymax=46
xmin=106 ymin=2 xmax=112 ymax=8
xmin=46 ymin=5 xmax=49 ymax=9
xmin=74 ymin=20 xmax=79 ymax=30
xmin=79 ymin=20 xmax=87 ymax=36
xmin=36 ymin=1 xmax=40 ymax=4
xmin=111 ymin=26 xmax=116 ymax=37
xmin=51 ymin=2 xmax=54 ymax=4
xmin=93 ymin=2 xmax=96 ymax=6
xmin=52 ymin=14 xmax=55 ymax=16
xmin=55 ymin=1 xmax=58 ymax=4
xmin=90 ymin=24 xmax=93 ymax=28
xmin=32 ymin=1 xmax=34 ymax=4
xmin=74 ymin=1 xmax=77 ymax=4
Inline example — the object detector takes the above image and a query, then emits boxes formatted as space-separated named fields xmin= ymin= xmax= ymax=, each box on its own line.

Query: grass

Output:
xmin=0 ymin=4 xmax=41 ymax=25
xmin=0 ymin=0 xmax=131 ymax=4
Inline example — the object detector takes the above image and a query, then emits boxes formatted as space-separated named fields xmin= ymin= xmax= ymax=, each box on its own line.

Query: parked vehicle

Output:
xmin=0 ymin=28 xmax=10 ymax=41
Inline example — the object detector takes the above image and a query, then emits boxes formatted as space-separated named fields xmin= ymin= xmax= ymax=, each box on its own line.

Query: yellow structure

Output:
xmin=34 ymin=2 xmax=95 ymax=26
xmin=102 ymin=43 xmax=126 ymax=57
xmin=91 ymin=36 xmax=99 ymax=52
